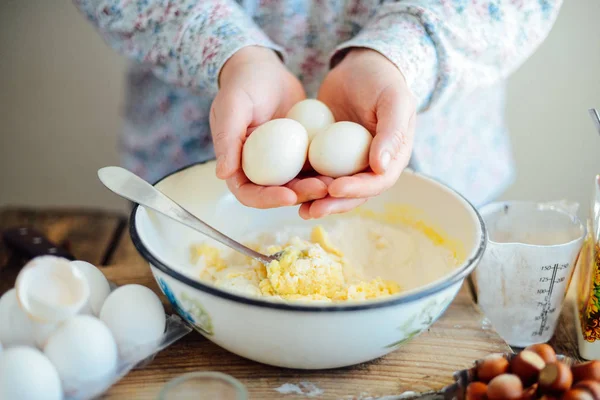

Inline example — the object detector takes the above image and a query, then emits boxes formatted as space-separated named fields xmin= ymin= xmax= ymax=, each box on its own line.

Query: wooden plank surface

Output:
xmin=101 ymin=231 xmax=512 ymax=399
xmin=0 ymin=208 xmax=124 ymax=295
xmin=0 ymin=209 xmax=518 ymax=399
xmin=548 ymin=287 xmax=581 ymax=361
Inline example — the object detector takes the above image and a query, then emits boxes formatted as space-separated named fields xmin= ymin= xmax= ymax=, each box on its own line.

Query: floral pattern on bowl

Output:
xmin=157 ymin=277 xmax=214 ymax=336
xmin=385 ymin=296 xmax=453 ymax=349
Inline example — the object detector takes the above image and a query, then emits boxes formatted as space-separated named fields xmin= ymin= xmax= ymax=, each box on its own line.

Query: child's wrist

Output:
xmin=219 ymin=46 xmax=281 ymax=87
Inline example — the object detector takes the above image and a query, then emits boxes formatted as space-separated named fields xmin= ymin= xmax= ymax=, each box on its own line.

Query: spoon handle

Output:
xmin=589 ymin=109 xmax=600 ymax=136
xmin=97 ymin=166 xmax=273 ymax=265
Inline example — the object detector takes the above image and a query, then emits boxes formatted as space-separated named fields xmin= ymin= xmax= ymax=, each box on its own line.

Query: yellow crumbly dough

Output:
xmin=191 ymin=243 xmax=226 ymax=271
xmin=192 ymin=225 xmax=401 ymax=302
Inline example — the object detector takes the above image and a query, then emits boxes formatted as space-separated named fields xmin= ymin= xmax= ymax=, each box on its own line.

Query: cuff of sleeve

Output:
xmin=332 ymin=14 xmax=438 ymax=112
xmin=178 ymin=4 xmax=285 ymax=97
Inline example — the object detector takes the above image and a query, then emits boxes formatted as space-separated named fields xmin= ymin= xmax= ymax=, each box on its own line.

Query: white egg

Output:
xmin=0 ymin=288 xmax=59 ymax=350
xmin=0 ymin=346 xmax=62 ymax=400
xmin=286 ymin=99 xmax=335 ymax=140
xmin=309 ymin=121 xmax=373 ymax=178
xmin=32 ymin=321 xmax=59 ymax=349
xmin=70 ymin=260 xmax=111 ymax=316
xmin=242 ymin=118 xmax=309 ymax=186
xmin=0 ymin=289 xmax=36 ymax=347
xmin=16 ymin=256 xmax=90 ymax=323
xmin=99 ymin=284 xmax=166 ymax=363
xmin=44 ymin=315 xmax=117 ymax=393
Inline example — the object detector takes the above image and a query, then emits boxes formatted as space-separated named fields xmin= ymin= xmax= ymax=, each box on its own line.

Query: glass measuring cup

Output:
xmin=475 ymin=201 xmax=585 ymax=347
xmin=157 ymin=372 xmax=248 ymax=400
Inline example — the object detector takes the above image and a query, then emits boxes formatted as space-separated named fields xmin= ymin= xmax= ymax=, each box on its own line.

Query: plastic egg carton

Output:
xmin=0 ymin=262 xmax=192 ymax=400
xmin=66 ymin=312 xmax=191 ymax=400
xmin=63 ymin=281 xmax=192 ymax=400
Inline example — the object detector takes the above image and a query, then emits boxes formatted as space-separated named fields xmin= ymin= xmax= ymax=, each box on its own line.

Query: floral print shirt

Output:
xmin=74 ymin=0 xmax=562 ymax=207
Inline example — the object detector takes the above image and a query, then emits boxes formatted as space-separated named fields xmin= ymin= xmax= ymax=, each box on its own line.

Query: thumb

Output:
xmin=369 ymin=89 xmax=414 ymax=175
xmin=209 ymin=90 xmax=253 ymax=179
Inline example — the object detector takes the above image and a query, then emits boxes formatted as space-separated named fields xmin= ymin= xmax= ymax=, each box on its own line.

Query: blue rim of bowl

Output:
xmin=129 ymin=161 xmax=487 ymax=312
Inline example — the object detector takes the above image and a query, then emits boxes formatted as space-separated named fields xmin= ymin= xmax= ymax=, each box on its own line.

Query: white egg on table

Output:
xmin=0 ymin=288 xmax=36 ymax=348
xmin=0 ymin=346 xmax=62 ymax=400
xmin=15 ymin=256 xmax=90 ymax=323
xmin=99 ymin=284 xmax=166 ymax=363
xmin=44 ymin=315 xmax=118 ymax=393
xmin=241 ymin=118 xmax=309 ymax=186
xmin=309 ymin=121 xmax=373 ymax=178
xmin=70 ymin=260 xmax=111 ymax=316
xmin=286 ymin=99 xmax=335 ymax=140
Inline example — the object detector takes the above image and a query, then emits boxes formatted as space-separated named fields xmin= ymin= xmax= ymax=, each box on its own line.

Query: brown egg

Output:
xmin=574 ymin=381 xmax=600 ymax=400
xmin=524 ymin=344 xmax=557 ymax=364
xmin=466 ymin=382 xmax=488 ymax=400
xmin=511 ymin=350 xmax=546 ymax=386
xmin=573 ymin=361 xmax=600 ymax=383
xmin=563 ymin=389 xmax=595 ymax=400
xmin=539 ymin=362 xmax=573 ymax=394
xmin=477 ymin=354 xmax=510 ymax=383
xmin=487 ymin=374 xmax=523 ymax=400
xmin=520 ymin=383 xmax=538 ymax=400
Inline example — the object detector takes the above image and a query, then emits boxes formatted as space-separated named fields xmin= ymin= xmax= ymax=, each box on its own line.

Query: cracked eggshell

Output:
xmin=15 ymin=256 xmax=90 ymax=323
xmin=70 ymin=260 xmax=111 ymax=316
xmin=0 ymin=289 xmax=36 ymax=348
xmin=44 ymin=315 xmax=118 ymax=394
xmin=286 ymin=99 xmax=335 ymax=140
xmin=242 ymin=118 xmax=309 ymax=186
xmin=0 ymin=346 xmax=62 ymax=400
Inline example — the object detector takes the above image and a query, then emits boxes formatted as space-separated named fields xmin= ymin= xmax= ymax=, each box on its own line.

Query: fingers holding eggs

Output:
xmin=226 ymin=171 xmax=298 ymax=209
xmin=285 ymin=176 xmax=332 ymax=204
xmin=299 ymin=197 xmax=368 ymax=220
xmin=239 ymin=98 xmax=401 ymax=215
xmin=327 ymin=167 xmax=401 ymax=199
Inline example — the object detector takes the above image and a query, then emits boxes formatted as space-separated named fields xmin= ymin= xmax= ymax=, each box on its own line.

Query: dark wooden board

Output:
xmin=0 ymin=207 xmax=124 ymax=295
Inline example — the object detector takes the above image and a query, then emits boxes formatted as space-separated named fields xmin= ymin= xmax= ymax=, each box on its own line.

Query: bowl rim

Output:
xmin=129 ymin=161 xmax=487 ymax=312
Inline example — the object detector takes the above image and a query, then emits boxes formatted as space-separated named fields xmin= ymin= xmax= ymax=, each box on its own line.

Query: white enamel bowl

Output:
xmin=130 ymin=162 xmax=486 ymax=370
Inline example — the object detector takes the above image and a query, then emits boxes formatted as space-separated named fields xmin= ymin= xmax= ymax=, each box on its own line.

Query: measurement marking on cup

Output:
xmin=533 ymin=263 xmax=570 ymax=337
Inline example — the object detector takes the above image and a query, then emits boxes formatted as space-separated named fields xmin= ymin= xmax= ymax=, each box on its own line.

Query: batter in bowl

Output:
xmin=191 ymin=215 xmax=460 ymax=303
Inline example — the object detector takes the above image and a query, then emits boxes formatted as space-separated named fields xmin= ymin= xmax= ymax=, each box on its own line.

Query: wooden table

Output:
xmin=0 ymin=208 xmax=582 ymax=399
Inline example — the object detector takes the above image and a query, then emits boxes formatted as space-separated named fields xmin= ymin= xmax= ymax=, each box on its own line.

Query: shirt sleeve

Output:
xmin=333 ymin=1 xmax=563 ymax=112
xmin=73 ymin=0 xmax=284 ymax=97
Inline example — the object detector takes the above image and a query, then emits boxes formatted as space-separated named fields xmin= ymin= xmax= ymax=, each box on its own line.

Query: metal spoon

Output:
xmin=97 ymin=166 xmax=282 ymax=265
xmin=589 ymin=108 xmax=600 ymax=135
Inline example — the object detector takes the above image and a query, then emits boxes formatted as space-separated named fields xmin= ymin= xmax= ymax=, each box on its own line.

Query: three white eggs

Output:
xmin=0 ymin=256 xmax=167 ymax=399
xmin=241 ymin=99 xmax=373 ymax=186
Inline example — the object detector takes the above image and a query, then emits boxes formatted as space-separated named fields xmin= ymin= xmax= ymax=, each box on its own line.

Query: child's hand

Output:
xmin=210 ymin=46 xmax=329 ymax=209
xmin=300 ymin=49 xmax=416 ymax=219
